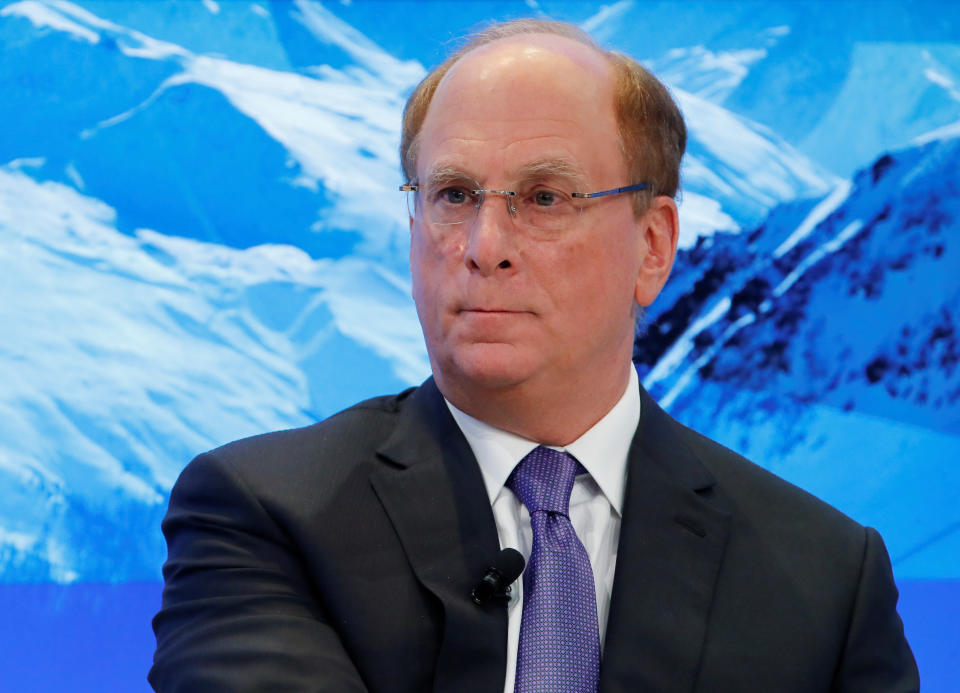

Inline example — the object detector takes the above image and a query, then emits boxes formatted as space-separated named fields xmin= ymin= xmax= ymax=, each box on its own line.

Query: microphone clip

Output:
xmin=471 ymin=568 xmax=514 ymax=605
xmin=471 ymin=548 xmax=525 ymax=606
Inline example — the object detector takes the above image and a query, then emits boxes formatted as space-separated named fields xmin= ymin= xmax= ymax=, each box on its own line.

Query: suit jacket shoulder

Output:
xmin=667 ymin=404 xmax=865 ymax=539
xmin=198 ymin=385 xmax=419 ymax=514
xmin=598 ymin=386 xmax=918 ymax=693
xmin=152 ymin=379 xmax=507 ymax=693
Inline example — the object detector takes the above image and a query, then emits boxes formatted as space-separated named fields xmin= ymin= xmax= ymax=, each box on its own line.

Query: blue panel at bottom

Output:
xmin=898 ymin=580 xmax=960 ymax=693
xmin=0 ymin=583 xmax=160 ymax=693
xmin=0 ymin=580 xmax=956 ymax=691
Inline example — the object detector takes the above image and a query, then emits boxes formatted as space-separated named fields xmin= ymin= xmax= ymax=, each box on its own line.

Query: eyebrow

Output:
xmin=422 ymin=166 xmax=479 ymax=189
xmin=514 ymin=158 xmax=588 ymax=186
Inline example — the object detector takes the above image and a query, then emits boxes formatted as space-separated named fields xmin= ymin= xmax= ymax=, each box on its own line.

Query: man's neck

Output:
xmin=437 ymin=361 xmax=635 ymax=446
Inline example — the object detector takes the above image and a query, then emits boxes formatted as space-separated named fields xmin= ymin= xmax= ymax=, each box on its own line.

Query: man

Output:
xmin=150 ymin=19 xmax=918 ymax=693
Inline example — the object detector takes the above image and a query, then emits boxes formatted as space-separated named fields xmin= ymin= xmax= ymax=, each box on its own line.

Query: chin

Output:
xmin=443 ymin=343 xmax=542 ymax=392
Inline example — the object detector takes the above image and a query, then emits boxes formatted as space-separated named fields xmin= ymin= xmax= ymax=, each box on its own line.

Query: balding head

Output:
xmin=400 ymin=19 xmax=686 ymax=212
xmin=418 ymin=33 xmax=623 ymax=185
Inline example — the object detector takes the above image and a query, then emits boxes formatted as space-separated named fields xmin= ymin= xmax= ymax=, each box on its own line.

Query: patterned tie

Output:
xmin=507 ymin=446 xmax=601 ymax=693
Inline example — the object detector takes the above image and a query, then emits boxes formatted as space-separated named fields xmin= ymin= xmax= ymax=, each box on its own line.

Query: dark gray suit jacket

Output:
xmin=150 ymin=377 xmax=918 ymax=692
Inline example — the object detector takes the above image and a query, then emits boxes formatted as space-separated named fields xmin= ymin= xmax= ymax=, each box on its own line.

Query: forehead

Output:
xmin=416 ymin=35 xmax=625 ymax=183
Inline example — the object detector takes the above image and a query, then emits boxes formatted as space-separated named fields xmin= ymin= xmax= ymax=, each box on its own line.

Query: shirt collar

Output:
xmin=445 ymin=365 xmax=640 ymax=516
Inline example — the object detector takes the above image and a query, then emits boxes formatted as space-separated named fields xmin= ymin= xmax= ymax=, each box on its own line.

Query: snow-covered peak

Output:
xmin=642 ymin=133 xmax=960 ymax=433
xmin=290 ymin=0 xmax=424 ymax=91
xmin=646 ymin=23 xmax=791 ymax=104
xmin=676 ymin=86 xmax=838 ymax=226
xmin=3 ymin=0 xmax=425 ymax=263
xmin=0 ymin=164 xmax=428 ymax=580
xmin=675 ymin=190 xmax=740 ymax=248
xmin=3 ymin=0 xmax=187 ymax=58
xmin=2 ymin=0 xmax=98 ymax=43
xmin=580 ymin=0 xmax=635 ymax=40
xmin=797 ymin=42 xmax=960 ymax=176
xmin=634 ymin=135 xmax=960 ymax=572
xmin=651 ymin=45 xmax=768 ymax=103
xmin=913 ymin=119 xmax=960 ymax=146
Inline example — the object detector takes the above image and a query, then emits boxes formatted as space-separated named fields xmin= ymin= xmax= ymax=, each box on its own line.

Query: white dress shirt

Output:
xmin=445 ymin=366 xmax=641 ymax=693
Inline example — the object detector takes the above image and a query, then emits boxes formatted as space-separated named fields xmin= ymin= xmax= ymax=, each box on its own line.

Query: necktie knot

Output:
xmin=507 ymin=446 xmax=580 ymax=517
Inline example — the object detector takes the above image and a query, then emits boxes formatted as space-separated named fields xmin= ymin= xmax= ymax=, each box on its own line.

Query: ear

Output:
xmin=634 ymin=196 xmax=679 ymax=306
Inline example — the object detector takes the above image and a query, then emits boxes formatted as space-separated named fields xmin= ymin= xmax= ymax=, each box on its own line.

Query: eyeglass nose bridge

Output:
xmin=472 ymin=189 xmax=518 ymax=218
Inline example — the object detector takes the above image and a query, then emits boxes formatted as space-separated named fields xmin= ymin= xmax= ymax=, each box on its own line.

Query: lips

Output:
xmin=459 ymin=307 xmax=530 ymax=315
xmin=454 ymin=294 xmax=536 ymax=316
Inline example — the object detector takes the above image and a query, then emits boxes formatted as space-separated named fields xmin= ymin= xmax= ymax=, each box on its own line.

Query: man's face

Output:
xmin=410 ymin=35 xmax=674 ymax=404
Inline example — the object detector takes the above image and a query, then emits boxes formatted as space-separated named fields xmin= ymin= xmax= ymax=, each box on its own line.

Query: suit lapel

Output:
xmin=600 ymin=386 xmax=731 ymax=693
xmin=370 ymin=378 xmax=507 ymax=693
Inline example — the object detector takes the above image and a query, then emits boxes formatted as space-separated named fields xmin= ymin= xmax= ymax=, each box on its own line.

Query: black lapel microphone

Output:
xmin=471 ymin=548 xmax=525 ymax=606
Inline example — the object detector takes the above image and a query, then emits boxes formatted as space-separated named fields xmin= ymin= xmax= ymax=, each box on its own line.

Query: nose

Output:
xmin=463 ymin=192 xmax=517 ymax=274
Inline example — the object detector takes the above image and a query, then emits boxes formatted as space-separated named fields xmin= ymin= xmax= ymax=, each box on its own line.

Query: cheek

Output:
xmin=410 ymin=229 xmax=461 ymax=315
xmin=412 ymin=224 xmax=463 ymax=266
xmin=563 ymin=234 xmax=639 ymax=312
xmin=409 ymin=232 xmax=435 ymax=314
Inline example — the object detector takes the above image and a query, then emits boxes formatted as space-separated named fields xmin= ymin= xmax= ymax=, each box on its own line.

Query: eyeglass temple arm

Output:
xmin=571 ymin=183 xmax=649 ymax=199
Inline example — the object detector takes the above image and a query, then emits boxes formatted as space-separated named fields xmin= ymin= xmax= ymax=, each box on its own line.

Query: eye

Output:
xmin=436 ymin=187 xmax=470 ymax=205
xmin=532 ymin=189 xmax=560 ymax=206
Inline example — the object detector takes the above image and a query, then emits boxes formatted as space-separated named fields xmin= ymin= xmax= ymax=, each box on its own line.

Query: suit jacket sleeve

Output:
xmin=833 ymin=526 xmax=919 ymax=692
xmin=149 ymin=451 xmax=369 ymax=693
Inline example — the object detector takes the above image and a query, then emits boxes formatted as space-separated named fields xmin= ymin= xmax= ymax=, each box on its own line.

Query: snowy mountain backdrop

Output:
xmin=1 ymin=1 xmax=958 ymax=690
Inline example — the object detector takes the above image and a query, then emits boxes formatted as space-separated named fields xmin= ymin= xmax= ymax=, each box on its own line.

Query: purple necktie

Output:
xmin=507 ymin=446 xmax=601 ymax=693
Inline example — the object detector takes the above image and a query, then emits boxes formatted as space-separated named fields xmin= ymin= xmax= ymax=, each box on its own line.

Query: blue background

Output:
xmin=1 ymin=0 xmax=958 ymax=690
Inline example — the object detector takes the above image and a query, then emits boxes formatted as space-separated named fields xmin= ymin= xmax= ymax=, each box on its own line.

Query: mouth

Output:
xmin=459 ymin=308 xmax=530 ymax=315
